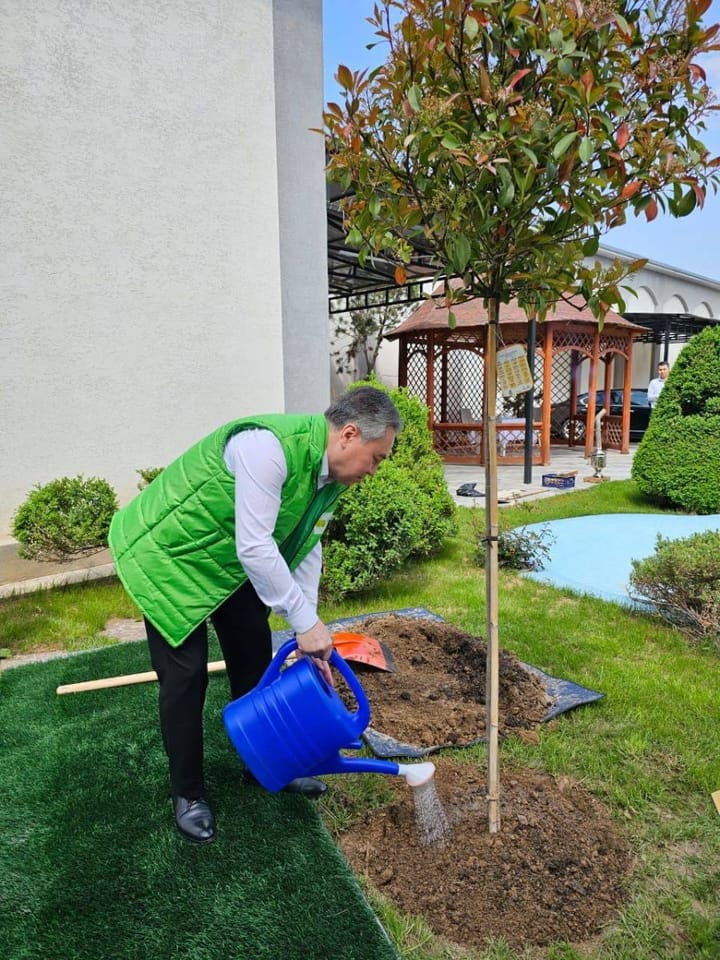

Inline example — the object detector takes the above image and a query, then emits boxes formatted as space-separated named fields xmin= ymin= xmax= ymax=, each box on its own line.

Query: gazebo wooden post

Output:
xmin=398 ymin=335 xmax=408 ymax=389
xmin=440 ymin=338 xmax=449 ymax=422
xmin=585 ymin=328 xmax=601 ymax=457
xmin=427 ymin=331 xmax=436 ymax=432
xmin=484 ymin=299 xmax=501 ymax=834
xmin=622 ymin=339 xmax=633 ymax=453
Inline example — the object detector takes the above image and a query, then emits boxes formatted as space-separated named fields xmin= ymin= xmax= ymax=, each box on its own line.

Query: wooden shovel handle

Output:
xmin=56 ymin=659 xmax=227 ymax=695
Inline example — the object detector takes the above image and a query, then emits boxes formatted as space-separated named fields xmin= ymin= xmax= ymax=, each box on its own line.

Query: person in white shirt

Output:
xmin=109 ymin=386 xmax=400 ymax=843
xmin=647 ymin=361 xmax=669 ymax=408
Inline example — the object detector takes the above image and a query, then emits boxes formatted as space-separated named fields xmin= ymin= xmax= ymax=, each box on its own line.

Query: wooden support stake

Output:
xmin=484 ymin=300 xmax=501 ymax=835
xmin=712 ymin=790 xmax=720 ymax=815
xmin=56 ymin=660 xmax=227 ymax=695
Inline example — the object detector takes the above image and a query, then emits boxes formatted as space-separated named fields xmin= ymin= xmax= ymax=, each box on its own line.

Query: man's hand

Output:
xmin=296 ymin=620 xmax=334 ymax=686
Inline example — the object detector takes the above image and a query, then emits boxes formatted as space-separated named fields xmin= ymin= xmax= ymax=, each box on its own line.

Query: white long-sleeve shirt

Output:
xmin=223 ymin=429 xmax=327 ymax=635
xmin=647 ymin=377 xmax=665 ymax=407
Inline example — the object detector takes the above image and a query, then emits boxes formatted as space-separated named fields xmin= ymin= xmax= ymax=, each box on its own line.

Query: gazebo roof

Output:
xmin=385 ymin=293 xmax=649 ymax=340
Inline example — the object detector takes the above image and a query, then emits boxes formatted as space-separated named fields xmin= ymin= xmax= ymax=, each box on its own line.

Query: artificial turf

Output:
xmin=0 ymin=640 xmax=399 ymax=960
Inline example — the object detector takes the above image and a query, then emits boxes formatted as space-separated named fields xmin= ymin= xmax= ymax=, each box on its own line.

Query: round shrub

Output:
xmin=12 ymin=475 xmax=118 ymax=561
xmin=321 ymin=460 xmax=426 ymax=598
xmin=321 ymin=380 xmax=456 ymax=600
xmin=632 ymin=325 xmax=720 ymax=513
xmin=629 ymin=530 xmax=720 ymax=648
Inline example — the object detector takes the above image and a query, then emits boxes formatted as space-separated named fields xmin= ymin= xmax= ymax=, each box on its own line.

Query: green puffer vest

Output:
xmin=108 ymin=414 xmax=344 ymax=647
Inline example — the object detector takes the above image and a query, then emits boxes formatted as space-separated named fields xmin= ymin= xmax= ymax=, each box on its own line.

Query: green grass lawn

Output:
xmin=2 ymin=479 xmax=719 ymax=959
xmin=0 ymin=578 xmax=138 ymax=656
xmin=0 ymin=641 xmax=400 ymax=960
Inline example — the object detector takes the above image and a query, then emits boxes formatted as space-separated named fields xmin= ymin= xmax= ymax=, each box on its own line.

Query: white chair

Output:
xmin=459 ymin=407 xmax=480 ymax=452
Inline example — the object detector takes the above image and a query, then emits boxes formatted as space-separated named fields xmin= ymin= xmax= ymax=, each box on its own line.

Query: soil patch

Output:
xmin=334 ymin=615 xmax=632 ymax=951
xmin=343 ymin=614 xmax=551 ymax=748
xmin=99 ymin=618 xmax=146 ymax=643
xmin=339 ymin=760 xmax=633 ymax=951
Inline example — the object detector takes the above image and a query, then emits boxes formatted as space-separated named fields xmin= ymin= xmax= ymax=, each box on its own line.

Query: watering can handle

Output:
xmin=258 ymin=638 xmax=371 ymax=734
xmin=257 ymin=639 xmax=299 ymax=688
xmin=328 ymin=647 xmax=371 ymax=733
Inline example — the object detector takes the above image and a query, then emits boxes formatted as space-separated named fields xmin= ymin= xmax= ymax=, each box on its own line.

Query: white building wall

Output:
xmin=374 ymin=337 xmax=400 ymax=390
xmin=0 ymin=0 xmax=327 ymax=536
xmin=273 ymin=0 xmax=329 ymax=412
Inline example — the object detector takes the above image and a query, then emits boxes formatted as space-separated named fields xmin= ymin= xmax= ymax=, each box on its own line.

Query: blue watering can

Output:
xmin=223 ymin=639 xmax=434 ymax=791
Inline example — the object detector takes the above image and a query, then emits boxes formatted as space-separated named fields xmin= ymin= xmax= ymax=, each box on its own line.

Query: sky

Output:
xmin=322 ymin=0 xmax=720 ymax=282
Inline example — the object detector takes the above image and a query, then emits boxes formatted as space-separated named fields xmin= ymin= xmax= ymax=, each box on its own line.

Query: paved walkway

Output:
xmin=445 ymin=443 xmax=637 ymax=506
xmin=0 ymin=542 xmax=114 ymax=596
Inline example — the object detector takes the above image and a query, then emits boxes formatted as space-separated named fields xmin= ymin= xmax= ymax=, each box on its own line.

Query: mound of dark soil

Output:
xmin=344 ymin=614 xmax=551 ymax=748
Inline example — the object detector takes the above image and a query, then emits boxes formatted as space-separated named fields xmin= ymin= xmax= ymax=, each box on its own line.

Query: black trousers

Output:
xmin=145 ymin=579 xmax=272 ymax=799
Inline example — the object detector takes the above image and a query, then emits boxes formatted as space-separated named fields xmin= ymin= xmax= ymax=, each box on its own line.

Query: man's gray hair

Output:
xmin=325 ymin=386 xmax=402 ymax=441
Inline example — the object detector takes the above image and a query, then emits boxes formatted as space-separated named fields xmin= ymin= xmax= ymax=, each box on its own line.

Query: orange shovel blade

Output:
xmin=332 ymin=631 xmax=395 ymax=672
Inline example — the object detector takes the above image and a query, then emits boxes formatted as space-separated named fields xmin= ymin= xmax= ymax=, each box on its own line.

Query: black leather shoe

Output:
xmin=243 ymin=770 xmax=328 ymax=798
xmin=173 ymin=796 xmax=216 ymax=843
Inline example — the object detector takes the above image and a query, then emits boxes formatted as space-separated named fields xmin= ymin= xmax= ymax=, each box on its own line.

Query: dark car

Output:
xmin=551 ymin=388 xmax=651 ymax=443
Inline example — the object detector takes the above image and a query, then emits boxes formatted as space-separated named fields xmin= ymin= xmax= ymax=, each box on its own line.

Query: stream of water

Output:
xmin=411 ymin=776 xmax=452 ymax=847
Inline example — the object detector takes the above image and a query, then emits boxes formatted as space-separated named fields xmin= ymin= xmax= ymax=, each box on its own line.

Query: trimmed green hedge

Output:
xmin=12 ymin=475 xmax=118 ymax=561
xmin=632 ymin=325 xmax=720 ymax=514
xmin=321 ymin=381 xmax=456 ymax=600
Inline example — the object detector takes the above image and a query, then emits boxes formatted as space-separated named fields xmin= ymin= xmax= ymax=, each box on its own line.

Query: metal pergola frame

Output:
xmin=624 ymin=313 xmax=720 ymax=360
xmin=327 ymin=183 xmax=437 ymax=314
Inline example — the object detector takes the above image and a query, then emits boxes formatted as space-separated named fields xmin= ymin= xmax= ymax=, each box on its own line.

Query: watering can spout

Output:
xmin=307 ymin=755 xmax=401 ymax=778
xmin=396 ymin=761 xmax=436 ymax=788
xmin=307 ymin=757 xmax=436 ymax=786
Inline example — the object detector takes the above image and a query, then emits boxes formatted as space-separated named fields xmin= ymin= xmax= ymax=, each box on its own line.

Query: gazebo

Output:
xmin=385 ymin=295 xmax=649 ymax=465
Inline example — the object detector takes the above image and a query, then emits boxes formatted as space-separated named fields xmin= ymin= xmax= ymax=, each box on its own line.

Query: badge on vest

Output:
xmin=313 ymin=511 xmax=334 ymax=536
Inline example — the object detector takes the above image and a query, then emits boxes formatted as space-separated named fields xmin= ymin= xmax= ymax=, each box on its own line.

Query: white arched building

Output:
xmin=596 ymin=244 xmax=720 ymax=382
